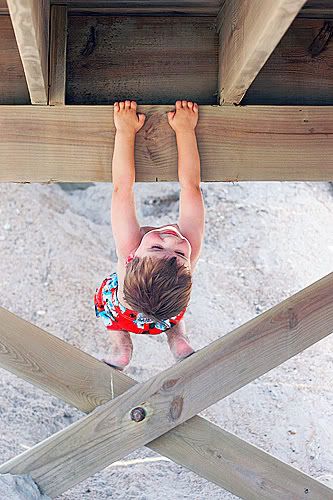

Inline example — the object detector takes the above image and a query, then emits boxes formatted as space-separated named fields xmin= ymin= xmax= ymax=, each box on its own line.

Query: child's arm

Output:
xmin=177 ymin=130 xmax=205 ymax=268
xmin=111 ymin=101 xmax=146 ymax=258
xmin=168 ymin=101 xmax=205 ymax=269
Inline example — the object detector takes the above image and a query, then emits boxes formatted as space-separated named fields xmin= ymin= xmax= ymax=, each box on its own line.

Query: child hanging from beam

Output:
xmin=94 ymin=100 xmax=205 ymax=370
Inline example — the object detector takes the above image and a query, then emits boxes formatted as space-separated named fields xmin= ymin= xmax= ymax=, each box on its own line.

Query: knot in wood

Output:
xmin=169 ymin=395 xmax=184 ymax=422
xmin=130 ymin=407 xmax=146 ymax=422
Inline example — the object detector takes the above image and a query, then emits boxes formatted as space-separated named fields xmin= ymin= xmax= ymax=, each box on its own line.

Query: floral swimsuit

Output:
xmin=94 ymin=272 xmax=186 ymax=335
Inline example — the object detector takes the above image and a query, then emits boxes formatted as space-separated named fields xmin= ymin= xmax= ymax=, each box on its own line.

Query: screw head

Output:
xmin=130 ymin=407 xmax=146 ymax=422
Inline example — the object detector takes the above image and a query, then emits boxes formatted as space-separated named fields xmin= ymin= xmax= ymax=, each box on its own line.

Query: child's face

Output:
xmin=133 ymin=228 xmax=191 ymax=269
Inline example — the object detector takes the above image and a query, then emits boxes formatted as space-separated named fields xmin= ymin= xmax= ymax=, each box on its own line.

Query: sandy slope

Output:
xmin=0 ymin=181 xmax=332 ymax=500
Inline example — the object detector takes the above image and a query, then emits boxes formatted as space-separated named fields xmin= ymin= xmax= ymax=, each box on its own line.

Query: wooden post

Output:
xmin=48 ymin=5 xmax=67 ymax=105
xmin=217 ymin=0 xmax=307 ymax=104
xmin=6 ymin=0 xmax=50 ymax=104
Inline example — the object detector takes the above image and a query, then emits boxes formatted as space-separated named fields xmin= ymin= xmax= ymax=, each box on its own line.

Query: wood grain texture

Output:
xmin=51 ymin=0 xmax=222 ymax=15
xmin=7 ymin=0 xmax=50 ymax=104
xmin=0 ymin=16 xmax=30 ymax=104
xmin=1 ymin=306 xmax=331 ymax=499
xmin=299 ymin=0 xmax=333 ymax=18
xmin=0 ymin=0 xmax=8 ymax=14
xmin=66 ymin=15 xmax=218 ymax=105
xmin=243 ymin=19 xmax=333 ymax=105
xmin=1 ymin=105 xmax=333 ymax=182
xmin=217 ymin=0 xmax=307 ymax=104
xmin=1 ymin=271 xmax=332 ymax=497
xmin=49 ymin=5 xmax=67 ymax=105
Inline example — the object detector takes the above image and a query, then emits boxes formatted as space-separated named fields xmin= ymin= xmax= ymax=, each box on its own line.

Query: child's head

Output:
xmin=123 ymin=228 xmax=192 ymax=322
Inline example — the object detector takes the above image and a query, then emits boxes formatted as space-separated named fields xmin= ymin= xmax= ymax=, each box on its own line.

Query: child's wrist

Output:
xmin=176 ymin=129 xmax=196 ymax=138
xmin=115 ymin=129 xmax=136 ymax=138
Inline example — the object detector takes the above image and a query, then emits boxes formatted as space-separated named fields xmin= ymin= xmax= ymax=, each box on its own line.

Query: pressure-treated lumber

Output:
xmin=1 ymin=272 xmax=332 ymax=497
xmin=1 ymin=105 xmax=333 ymax=182
xmin=6 ymin=0 xmax=50 ymax=104
xmin=66 ymin=15 xmax=217 ymax=105
xmin=2 ymin=305 xmax=333 ymax=500
xmin=0 ymin=16 xmax=30 ymax=104
xmin=217 ymin=0 xmax=307 ymax=105
xmin=1 ymin=306 xmax=331 ymax=499
xmin=51 ymin=0 xmax=222 ymax=16
xmin=49 ymin=5 xmax=67 ymax=105
xmin=243 ymin=19 xmax=333 ymax=105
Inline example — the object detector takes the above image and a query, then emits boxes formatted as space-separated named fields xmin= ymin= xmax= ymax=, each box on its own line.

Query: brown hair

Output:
xmin=123 ymin=255 xmax=192 ymax=323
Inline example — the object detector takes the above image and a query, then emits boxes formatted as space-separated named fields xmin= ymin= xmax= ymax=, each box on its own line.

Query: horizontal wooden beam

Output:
xmin=51 ymin=0 xmax=221 ymax=16
xmin=1 ymin=272 xmax=332 ymax=497
xmin=217 ymin=0 xmax=307 ymax=105
xmin=1 ymin=105 xmax=333 ymax=181
xmin=0 ymin=305 xmax=330 ymax=499
xmin=7 ymin=0 xmax=50 ymax=104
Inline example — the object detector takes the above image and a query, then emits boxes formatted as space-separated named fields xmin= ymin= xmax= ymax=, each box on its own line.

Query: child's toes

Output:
xmin=125 ymin=100 xmax=131 ymax=109
xmin=175 ymin=100 xmax=182 ymax=109
xmin=130 ymin=100 xmax=137 ymax=109
xmin=193 ymin=103 xmax=198 ymax=112
xmin=182 ymin=100 xmax=187 ymax=108
xmin=114 ymin=101 xmax=119 ymax=109
xmin=119 ymin=101 xmax=125 ymax=109
xmin=187 ymin=101 xmax=193 ymax=109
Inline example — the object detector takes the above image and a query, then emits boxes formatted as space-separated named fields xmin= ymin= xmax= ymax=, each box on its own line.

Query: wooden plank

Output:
xmin=1 ymin=306 xmax=331 ymax=499
xmin=217 ymin=0 xmax=307 ymax=105
xmin=1 ymin=105 xmax=333 ymax=182
xmin=0 ymin=16 xmax=30 ymax=104
xmin=49 ymin=5 xmax=67 ymax=105
xmin=1 ymin=272 xmax=332 ymax=497
xmin=66 ymin=15 xmax=218 ymax=105
xmin=299 ymin=0 xmax=333 ymax=18
xmin=51 ymin=1 xmax=222 ymax=16
xmin=7 ymin=0 xmax=50 ymax=104
xmin=0 ymin=306 xmax=129 ymax=413
xmin=243 ymin=19 xmax=333 ymax=105
xmin=0 ymin=0 xmax=8 ymax=14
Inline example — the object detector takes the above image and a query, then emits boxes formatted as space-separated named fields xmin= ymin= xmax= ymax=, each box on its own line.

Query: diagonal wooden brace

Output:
xmin=0 ymin=272 xmax=332 ymax=498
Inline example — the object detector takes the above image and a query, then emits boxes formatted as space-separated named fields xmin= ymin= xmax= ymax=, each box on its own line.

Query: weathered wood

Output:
xmin=0 ymin=0 xmax=8 ymax=14
xmin=243 ymin=19 xmax=333 ymax=105
xmin=52 ymin=0 xmax=222 ymax=16
xmin=66 ymin=15 xmax=218 ymax=105
xmin=1 ymin=105 xmax=333 ymax=182
xmin=299 ymin=0 xmax=333 ymax=18
xmin=0 ymin=16 xmax=30 ymax=104
xmin=217 ymin=0 xmax=307 ymax=105
xmin=1 ymin=305 xmax=331 ymax=499
xmin=0 ymin=306 xmax=129 ymax=412
xmin=49 ymin=5 xmax=67 ymax=105
xmin=7 ymin=0 xmax=50 ymax=104
xmin=1 ymin=272 xmax=332 ymax=497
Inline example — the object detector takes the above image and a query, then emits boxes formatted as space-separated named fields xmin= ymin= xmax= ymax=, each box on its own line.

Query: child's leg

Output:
xmin=103 ymin=330 xmax=133 ymax=370
xmin=165 ymin=319 xmax=195 ymax=361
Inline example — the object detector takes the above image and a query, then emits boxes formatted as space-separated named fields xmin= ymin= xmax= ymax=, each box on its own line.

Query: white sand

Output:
xmin=0 ymin=181 xmax=332 ymax=499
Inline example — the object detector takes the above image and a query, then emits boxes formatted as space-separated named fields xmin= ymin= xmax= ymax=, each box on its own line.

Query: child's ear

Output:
xmin=125 ymin=252 xmax=135 ymax=265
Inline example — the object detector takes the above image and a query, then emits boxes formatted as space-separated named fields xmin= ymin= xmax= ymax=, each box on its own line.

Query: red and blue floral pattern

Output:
xmin=94 ymin=272 xmax=186 ymax=335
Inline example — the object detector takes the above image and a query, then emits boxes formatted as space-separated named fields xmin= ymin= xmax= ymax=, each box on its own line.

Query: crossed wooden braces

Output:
xmin=0 ymin=272 xmax=332 ymax=499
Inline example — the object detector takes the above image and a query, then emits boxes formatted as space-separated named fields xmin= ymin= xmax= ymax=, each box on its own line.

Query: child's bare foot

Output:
xmin=113 ymin=100 xmax=146 ymax=135
xmin=103 ymin=330 xmax=133 ymax=370
xmin=167 ymin=100 xmax=199 ymax=134
xmin=165 ymin=321 xmax=195 ymax=361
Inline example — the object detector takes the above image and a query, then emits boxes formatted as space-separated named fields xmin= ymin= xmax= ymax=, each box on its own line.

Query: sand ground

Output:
xmin=0 ymin=181 xmax=332 ymax=499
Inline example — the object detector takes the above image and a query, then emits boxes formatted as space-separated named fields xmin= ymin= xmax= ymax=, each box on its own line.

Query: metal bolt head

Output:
xmin=130 ymin=407 xmax=146 ymax=422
